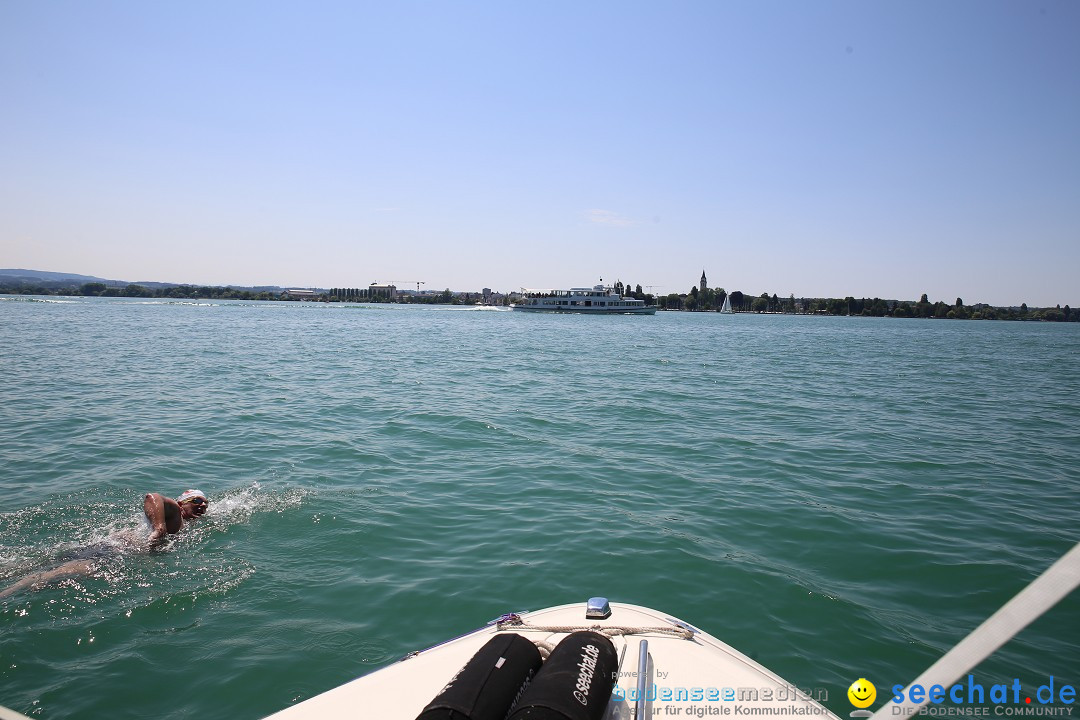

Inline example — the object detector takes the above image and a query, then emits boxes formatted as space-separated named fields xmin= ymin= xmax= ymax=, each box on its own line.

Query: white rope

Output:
xmin=871 ymin=541 xmax=1080 ymax=720
xmin=534 ymin=640 xmax=555 ymax=660
xmin=496 ymin=619 xmax=695 ymax=641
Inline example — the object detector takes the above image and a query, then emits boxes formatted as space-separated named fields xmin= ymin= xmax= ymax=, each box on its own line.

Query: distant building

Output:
xmin=283 ymin=289 xmax=318 ymax=300
xmin=369 ymin=283 xmax=397 ymax=300
xmin=700 ymin=270 xmax=707 ymax=294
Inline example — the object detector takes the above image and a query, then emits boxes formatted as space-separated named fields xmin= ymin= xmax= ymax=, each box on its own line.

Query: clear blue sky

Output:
xmin=2 ymin=1 xmax=1077 ymax=305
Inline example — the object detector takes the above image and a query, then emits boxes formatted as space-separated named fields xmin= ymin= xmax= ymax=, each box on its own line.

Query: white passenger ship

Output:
xmin=512 ymin=285 xmax=656 ymax=314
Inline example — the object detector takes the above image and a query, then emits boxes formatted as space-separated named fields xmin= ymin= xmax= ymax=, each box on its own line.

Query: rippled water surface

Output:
xmin=1 ymin=296 xmax=1078 ymax=718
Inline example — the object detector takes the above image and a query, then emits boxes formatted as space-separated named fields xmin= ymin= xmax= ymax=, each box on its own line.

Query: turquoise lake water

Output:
xmin=1 ymin=296 xmax=1078 ymax=718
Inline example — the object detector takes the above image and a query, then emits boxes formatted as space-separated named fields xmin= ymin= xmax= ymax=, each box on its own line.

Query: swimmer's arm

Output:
xmin=144 ymin=493 xmax=168 ymax=542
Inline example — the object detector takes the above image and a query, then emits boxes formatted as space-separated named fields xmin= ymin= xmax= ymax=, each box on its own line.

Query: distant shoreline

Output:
xmin=1 ymin=269 xmax=1074 ymax=322
xmin=1 ymin=283 xmax=1075 ymax=323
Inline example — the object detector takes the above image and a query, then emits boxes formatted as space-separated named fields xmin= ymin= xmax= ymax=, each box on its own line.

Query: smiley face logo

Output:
xmin=848 ymin=678 xmax=876 ymax=709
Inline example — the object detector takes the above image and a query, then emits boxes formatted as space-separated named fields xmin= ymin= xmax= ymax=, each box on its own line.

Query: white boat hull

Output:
xmin=512 ymin=305 xmax=657 ymax=315
xmin=265 ymin=601 xmax=839 ymax=720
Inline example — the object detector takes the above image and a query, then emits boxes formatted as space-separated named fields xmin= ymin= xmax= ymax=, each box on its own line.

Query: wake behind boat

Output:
xmin=513 ymin=286 xmax=657 ymax=314
xmin=264 ymin=598 xmax=838 ymax=720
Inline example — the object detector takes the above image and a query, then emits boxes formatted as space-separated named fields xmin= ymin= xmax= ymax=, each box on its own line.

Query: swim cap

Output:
xmin=177 ymin=489 xmax=208 ymax=504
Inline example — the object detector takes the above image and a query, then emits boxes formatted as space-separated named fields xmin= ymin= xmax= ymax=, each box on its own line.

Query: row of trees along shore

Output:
xmin=656 ymin=285 xmax=1076 ymax=322
xmin=0 ymin=281 xmax=494 ymax=306
xmin=1 ymin=280 xmax=1075 ymax=322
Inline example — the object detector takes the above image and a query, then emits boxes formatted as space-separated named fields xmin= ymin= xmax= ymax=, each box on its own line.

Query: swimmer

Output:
xmin=0 ymin=489 xmax=210 ymax=600
xmin=144 ymin=489 xmax=209 ymax=543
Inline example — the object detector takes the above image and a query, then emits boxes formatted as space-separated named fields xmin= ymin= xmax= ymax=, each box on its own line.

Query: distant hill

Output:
xmin=0 ymin=269 xmax=304 ymax=293
xmin=0 ymin=268 xmax=128 ymax=286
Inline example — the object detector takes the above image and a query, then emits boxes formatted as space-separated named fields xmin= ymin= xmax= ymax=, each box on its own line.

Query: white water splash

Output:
xmin=203 ymin=482 xmax=310 ymax=524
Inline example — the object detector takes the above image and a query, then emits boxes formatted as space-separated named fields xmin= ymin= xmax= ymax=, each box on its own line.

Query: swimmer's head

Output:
xmin=177 ymin=489 xmax=209 ymax=517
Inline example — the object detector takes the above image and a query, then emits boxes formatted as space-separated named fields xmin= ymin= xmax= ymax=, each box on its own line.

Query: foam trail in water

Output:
xmin=203 ymin=482 xmax=309 ymax=523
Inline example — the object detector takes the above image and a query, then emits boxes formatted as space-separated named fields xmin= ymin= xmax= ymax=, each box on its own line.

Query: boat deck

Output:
xmin=265 ymin=602 xmax=839 ymax=720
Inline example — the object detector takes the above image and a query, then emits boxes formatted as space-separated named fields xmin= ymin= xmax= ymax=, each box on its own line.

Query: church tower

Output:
xmin=700 ymin=270 xmax=707 ymax=294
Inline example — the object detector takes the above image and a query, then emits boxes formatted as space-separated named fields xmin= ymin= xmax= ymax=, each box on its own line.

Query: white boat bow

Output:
xmin=265 ymin=598 xmax=839 ymax=720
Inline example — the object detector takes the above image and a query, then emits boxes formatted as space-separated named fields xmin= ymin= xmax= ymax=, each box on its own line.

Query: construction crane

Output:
xmin=390 ymin=281 xmax=426 ymax=291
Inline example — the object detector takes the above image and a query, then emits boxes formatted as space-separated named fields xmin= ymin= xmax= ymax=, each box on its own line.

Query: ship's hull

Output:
xmin=511 ymin=305 xmax=656 ymax=315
